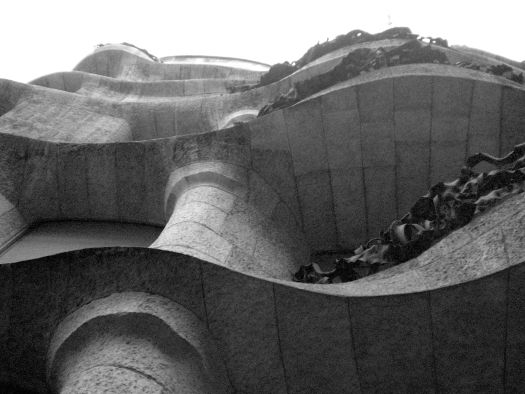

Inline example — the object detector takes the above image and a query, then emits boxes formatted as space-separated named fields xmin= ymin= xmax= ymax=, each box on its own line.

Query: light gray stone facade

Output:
xmin=0 ymin=33 xmax=524 ymax=393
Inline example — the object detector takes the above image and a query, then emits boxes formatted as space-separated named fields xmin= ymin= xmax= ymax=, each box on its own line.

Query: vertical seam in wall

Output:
xmin=110 ymin=145 xmax=117 ymax=220
xmin=153 ymin=108 xmax=159 ymax=139
xmin=283 ymin=109 xmax=305 ymax=231
xmin=427 ymin=291 xmax=439 ymax=393
xmin=271 ymin=284 xmax=291 ymax=394
xmin=502 ymin=231 xmax=511 ymax=392
xmin=392 ymin=78 xmax=399 ymax=219
xmin=115 ymin=146 xmax=121 ymax=221
xmin=198 ymin=260 xmax=210 ymax=329
xmin=161 ymin=61 xmax=166 ymax=81
xmin=61 ymin=73 xmax=67 ymax=92
xmin=140 ymin=144 xmax=146 ymax=221
xmin=17 ymin=143 xmax=28 ymax=209
xmin=428 ymin=77 xmax=434 ymax=189
xmin=106 ymin=53 xmax=110 ymax=77
xmin=172 ymin=103 xmax=178 ymax=136
xmin=355 ymin=85 xmax=370 ymax=240
xmin=498 ymin=87 xmax=505 ymax=157
xmin=346 ymin=299 xmax=363 ymax=394
xmin=319 ymin=99 xmax=340 ymax=248
xmin=56 ymin=144 xmax=63 ymax=218
xmin=245 ymin=124 xmax=253 ymax=182
xmin=198 ymin=261 xmax=237 ymax=394
xmin=199 ymin=98 xmax=207 ymax=132
xmin=465 ymin=81 xmax=475 ymax=161
xmin=503 ymin=268 xmax=510 ymax=393
xmin=83 ymin=147 xmax=90 ymax=218
xmin=94 ymin=53 xmax=100 ymax=75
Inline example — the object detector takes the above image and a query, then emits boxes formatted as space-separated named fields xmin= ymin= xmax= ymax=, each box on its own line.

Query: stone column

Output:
xmin=151 ymin=162 xmax=309 ymax=278
xmin=47 ymin=293 xmax=231 ymax=394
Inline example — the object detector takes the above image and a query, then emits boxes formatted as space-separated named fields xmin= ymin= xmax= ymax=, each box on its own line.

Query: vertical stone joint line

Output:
xmin=392 ymin=79 xmax=399 ymax=219
xmin=198 ymin=261 xmax=236 ymax=391
xmin=427 ymin=291 xmax=439 ymax=392
xmin=465 ymin=81 xmax=475 ymax=161
xmin=198 ymin=260 xmax=210 ymax=330
xmin=355 ymin=85 xmax=370 ymax=240
xmin=318 ymin=100 xmax=340 ymax=248
xmin=498 ymin=87 xmax=505 ymax=157
xmin=501 ymin=231 xmax=511 ymax=392
xmin=283 ymin=109 xmax=305 ymax=231
xmin=271 ymin=284 xmax=291 ymax=394
xmin=428 ymin=77 xmax=435 ymax=189
xmin=346 ymin=299 xmax=363 ymax=394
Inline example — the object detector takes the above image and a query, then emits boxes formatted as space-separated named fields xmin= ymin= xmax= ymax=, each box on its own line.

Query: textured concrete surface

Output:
xmin=0 ymin=38 xmax=524 ymax=393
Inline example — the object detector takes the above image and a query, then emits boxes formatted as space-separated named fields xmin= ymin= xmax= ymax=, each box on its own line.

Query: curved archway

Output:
xmin=48 ymin=292 xmax=231 ymax=394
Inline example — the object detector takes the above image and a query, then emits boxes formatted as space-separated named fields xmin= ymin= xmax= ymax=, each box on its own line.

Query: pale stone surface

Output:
xmin=155 ymin=162 xmax=307 ymax=278
xmin=61 ymin=366 xmax=164 ymax=394
xmin=1 ymin=40 xmax=525 ymax=394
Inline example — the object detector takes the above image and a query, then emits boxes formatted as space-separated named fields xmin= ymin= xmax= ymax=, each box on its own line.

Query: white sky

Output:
xmin=1 ymin=0 xmax=524 ymax=83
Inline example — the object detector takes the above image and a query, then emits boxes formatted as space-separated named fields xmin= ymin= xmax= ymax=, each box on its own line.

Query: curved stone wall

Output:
xmin=48 ymin=292 xmax=231 ymax=393
xmin=31 ymin=71 xmax=254 ymax=97
xmin=0 ymin=32 xmax=524 ymax=393
xmin=0 ymin=193 xmax=523 ymax=392
xmin=152 ymin=161 xmax=308 ymax=278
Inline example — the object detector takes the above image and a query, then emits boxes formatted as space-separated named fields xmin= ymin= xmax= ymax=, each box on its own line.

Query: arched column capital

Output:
xmin=47 ymin=292 xmax=231 ymax=394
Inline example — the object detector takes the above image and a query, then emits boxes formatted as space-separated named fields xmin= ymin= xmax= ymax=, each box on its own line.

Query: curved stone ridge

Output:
xmin=0 ymin=28 xmax=524 ymax=393
xmin=48 ymin=292 xmax=231 ymax=393
xmin=75 ymin=47 xmax=266 ymax=82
